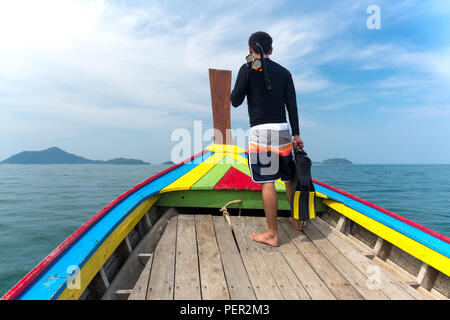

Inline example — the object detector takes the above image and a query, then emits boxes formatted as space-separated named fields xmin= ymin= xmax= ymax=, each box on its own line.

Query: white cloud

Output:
xmin=293 ymin=71 xmax=330 ymax=94
xmin=0 ymin=1 xmax=343 ymax=123
xmin=1 ymin=0 xmax=449 ymax=163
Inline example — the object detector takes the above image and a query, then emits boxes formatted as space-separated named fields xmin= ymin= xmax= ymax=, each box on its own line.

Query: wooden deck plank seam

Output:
xmin=195 ymin=214 xmax=231 ymax=299
xmin=249 ymin=217 xmax=312 ymax=300
xmin=258 ymin=249 xmax=289 ymax=300
xmin=311 ymin=217 xmax=424 ymax=300
xmin=210 ymin=215 xmax=233 ymax=300
xmin=212 ymin=215 xmax=257 ymax=299
xmin=144 ymin=255 xmax=154 ymax=300
xmin=195 ymin=214 xmax=203 ymax=300
xmin=280 ymin=228 xmax=337 ymax=299
xmin=172 ymin=216 xmax=178 ymax=300
xmin=314 ymin=217 xmax=423 ymax=300
xmin=301 ymin=222 xmax=390 ymax=300
xmin=279 ymin=221 xmax=355 ymax=300
xmin=263 ymin=251 xmax=312 ymax=300
xmin=278 ymin=243 xmax=313 ymax=300
xmin=243 ymin=216 xmax=309 ymax=300
xmin=293 ymin=221 xmax=371 ymax=300
xmin=145 ymin=214 xmax=437 ymax=300
xmin=229 ymin=216 xmax=284 ymax=299
xmin=238 ymin=217 xmax=286 ymax=298
xmin=246 ymin=216 xmax=333 ymax=300
xmin=278 ymin=222 xmax=340 ymax=299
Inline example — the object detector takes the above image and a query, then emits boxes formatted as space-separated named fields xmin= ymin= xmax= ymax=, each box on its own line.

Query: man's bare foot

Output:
xmin=289 ymin=217 xmax=303 ymax=231
xmin=250 ymin=232 xmax=279 ymax=247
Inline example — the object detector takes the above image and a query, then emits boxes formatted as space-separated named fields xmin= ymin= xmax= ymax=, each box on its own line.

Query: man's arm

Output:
xmin=285 ymin=72 xmax=304 ymax=149
xmin=230 ymin=64 xmax=249 ymax=107
xmin=285 ymin=72 xmax=300 ymax=136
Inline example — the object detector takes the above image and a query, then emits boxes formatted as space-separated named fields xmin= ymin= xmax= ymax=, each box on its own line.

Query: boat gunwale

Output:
xmin=1 ymin=149 xmax=208 ymax=300
xmin=313 ymin=179 xmax=450 ymax=244
xmin=3 ymin=145 xmax=449 ymax=300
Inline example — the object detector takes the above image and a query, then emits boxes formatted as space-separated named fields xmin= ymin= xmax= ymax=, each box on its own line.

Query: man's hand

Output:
xmin=292 ymin=135 xmax=304 ymax=150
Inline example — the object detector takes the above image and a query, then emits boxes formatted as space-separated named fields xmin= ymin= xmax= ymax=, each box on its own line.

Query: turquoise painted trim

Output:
xmin=19 ymin=152 xmax=213 ymax=300
xmin=314 ymin=183 xmax=450 ymax=258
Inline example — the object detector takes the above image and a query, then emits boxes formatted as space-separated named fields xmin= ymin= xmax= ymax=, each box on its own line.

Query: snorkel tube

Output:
xmin=252 ymin=42 xmax=272 ymax=92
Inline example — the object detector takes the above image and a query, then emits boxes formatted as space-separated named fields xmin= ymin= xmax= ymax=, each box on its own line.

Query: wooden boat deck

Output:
xmin=129 ymin=213 xmax=435 ymax=300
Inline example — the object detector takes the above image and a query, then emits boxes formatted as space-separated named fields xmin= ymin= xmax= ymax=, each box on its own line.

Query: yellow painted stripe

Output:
xmin=323 ymin=199 xmax=450 ymax=276
xmin=309 ymin=192 xmax=316 ymax=219
xmin=160 ymin=152 xmax=225 ymax=193
xmin=205 ymin=144 xmax=247 ymax=154
xmin=293 ymin=191 xmax=300 ymax=220
xmin=315 ymin=191 xmax=327 ymax=199
xmin=227 ymin=151 xmax=248 ymax=167
xmin=57 ymin=195 xmax=159 ymax=300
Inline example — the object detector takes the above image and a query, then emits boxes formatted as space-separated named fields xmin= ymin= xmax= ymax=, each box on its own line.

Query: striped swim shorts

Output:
xmin=248 ymin=124 xmax=295 ymax=183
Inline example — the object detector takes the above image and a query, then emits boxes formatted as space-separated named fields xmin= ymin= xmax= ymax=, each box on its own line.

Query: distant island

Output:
xmin=319 ymin=158 xmax=353 ymax=165
xmin=161 ymin=161 xmax=175 ymax=165
xmin=1 ymin=147 xmax=150 ymax=165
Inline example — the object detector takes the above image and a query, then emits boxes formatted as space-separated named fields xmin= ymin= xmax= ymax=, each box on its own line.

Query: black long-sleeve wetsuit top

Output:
xmin=230 ymin=58 xmax=300 ymax=136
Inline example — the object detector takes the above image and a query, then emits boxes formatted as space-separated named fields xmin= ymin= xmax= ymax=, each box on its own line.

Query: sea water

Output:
xmin=0 ymin=164 xmax=449 ymax=296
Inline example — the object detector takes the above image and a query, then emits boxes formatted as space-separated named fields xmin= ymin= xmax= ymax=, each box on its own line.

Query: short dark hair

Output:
xmin=248 ymin=31 xmax=272 ymax=54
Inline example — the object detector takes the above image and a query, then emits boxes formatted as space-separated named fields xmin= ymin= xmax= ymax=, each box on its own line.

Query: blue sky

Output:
xmin=1 ymin=0 xmax=449 ymax=164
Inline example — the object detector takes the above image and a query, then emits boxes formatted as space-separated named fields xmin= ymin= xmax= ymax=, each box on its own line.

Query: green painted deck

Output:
xmin=128 ymin=213 xmax=439 ymax=300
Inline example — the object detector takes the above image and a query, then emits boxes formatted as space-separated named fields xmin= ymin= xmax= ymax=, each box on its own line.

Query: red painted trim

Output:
xmin=214 ymin=166 xmax=261 ymax=191
xmin=1 ymin=150 xmax=207 ymax=300
xmin=313 ymin=179 xmax=450 ymax=244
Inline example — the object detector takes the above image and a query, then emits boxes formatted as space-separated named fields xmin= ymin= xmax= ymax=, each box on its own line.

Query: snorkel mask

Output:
xmin=246 ymin=53 xmax=262 ymax=72
xmin=247 ymin=42 xmax=272 ymax=91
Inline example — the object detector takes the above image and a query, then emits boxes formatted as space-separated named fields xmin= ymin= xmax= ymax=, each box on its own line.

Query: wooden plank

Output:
xmin=387 ymin=245 xmax=423 ymax=277
xmin=311 ymin=218 xmax=428 ymax=300
xmin=431 ymin=272 xmax=450 ymax=299
xmin=240 ymin=216 xmax=278 ymax=253
xmin=248 ymin=217 xmax=311 ymax=300
xmin=240 ymin=252 xmax=285 ymax=300
xmin=417 ymin=263 xmax=438 ymax=291
xmin=101 ymin=208 xmax=177 ymax=300
xmin=279 ymin=219 xmax=363 ymax=300
xmin=302 ymin=222 xmax=389 ymax=300
xmin=263 ymin=252 xmax=310 ymax=300
xmin=335 ymin=215 xmax=351 ymax=234
xmin=147 ymin=216 xmax=178 ymax=300
xmin=195 ymin=214 xmax=230 ymax=300
xmin=128 ymin=254 xmax=153 ymax=300
xmin=230 ymin=217 xmax=283 ymax=299
xmin=375 ymin=238 xmax=393 ymax=260
xmin=137 ymin=253 xmax=152 ymax=266
xmin=99 ymin=266 xmax=110 ymax=288
xmin=212 ymin=215 xmax=256 ymax=300
xmin=275 ymin=222 xmax=336 ymax=300
xmin=229 ymin=216 xmax=258 ymax=253
xmin=209 ymin=68 xmax=233 ymax=145
xmin=351 ymin=222 xmax=378 ymax=249
xmin=58 ymin=196 xmax=159 ymax=300
xmin=323 ymin=199 xmax=449 ymax=277
xmin=174 ymin=215 xmax=201 ymax=300
xmin=320 ymin=209 xmax=340 ymax=227
xmin=115 ymin=289 xmax=132 ymax=300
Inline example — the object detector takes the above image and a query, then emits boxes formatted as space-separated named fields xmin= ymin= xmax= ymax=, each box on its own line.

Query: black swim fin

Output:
xmin=290 ymin=149 xmax=316 ymax=221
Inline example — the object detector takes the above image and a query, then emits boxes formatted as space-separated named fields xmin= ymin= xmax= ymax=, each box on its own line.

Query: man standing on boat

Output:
xmin=231 ymin=31 xmax=303 ymax=247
